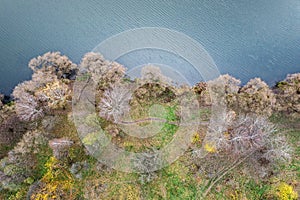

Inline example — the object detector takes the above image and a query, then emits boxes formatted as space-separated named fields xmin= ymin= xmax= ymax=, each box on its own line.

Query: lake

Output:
xmin=0 ymin=0 xmax=300 ymax=94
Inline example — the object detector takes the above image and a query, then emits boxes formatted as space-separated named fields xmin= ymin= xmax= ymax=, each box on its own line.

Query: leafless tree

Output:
xmin=204 ymin=110 xmax=290 ymax=159
xmin=13 ymin=79 xmax=44 ymax=121
xmin=13 ymin=89 xmax=44 ymax=122
xmin=194 ymin=111 xmax=291 ymax=197
xmin=98 ymin=84 xmax=132 ymax=123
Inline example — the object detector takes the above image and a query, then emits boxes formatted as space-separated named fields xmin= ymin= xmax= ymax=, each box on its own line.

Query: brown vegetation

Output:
xmin=239 ymin=78 xmax=276 ymax=117
xmin=79 ymin=52 xmax=125 ymax=89
xmin=275 ymin=73 xmax=300 ymax=115
xmin=1 ymin=51 xmax=299 ymax=199
xmin=13 ymin=52 xmax=74 ymax=122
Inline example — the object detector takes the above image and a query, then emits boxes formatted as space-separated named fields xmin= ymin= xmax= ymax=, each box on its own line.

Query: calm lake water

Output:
xmin=0 ymin=0 xmax=300 ymax=94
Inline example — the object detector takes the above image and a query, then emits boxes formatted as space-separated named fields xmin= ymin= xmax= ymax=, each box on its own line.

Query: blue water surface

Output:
xmin=0 ymin=0 xmax=299 ymax=94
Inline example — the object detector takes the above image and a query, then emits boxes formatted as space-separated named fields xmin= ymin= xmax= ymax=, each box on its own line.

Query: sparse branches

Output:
xmin=98 ymin=84 xmax=132 ymax=122
xmin=195 ymin=110 xmax=291 ymax=197
xmin=14 ymin=92 xmax=44 ymax=121
xmin=221 ymin=114 xmax=276 ymax=156
xmin=262 ymin=135 xmax=291 ymax=163
xmin=13 ymin=81 xmax=45 ymax=121
xmin=205 ymin=111 xmax=290 ymax=162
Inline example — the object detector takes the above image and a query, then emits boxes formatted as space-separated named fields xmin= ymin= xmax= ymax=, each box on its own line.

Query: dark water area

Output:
xmin=0 ymin=0 xmax=300 ymax=95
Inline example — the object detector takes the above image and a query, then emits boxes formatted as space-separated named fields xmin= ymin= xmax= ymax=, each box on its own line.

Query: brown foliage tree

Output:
xmin=206 ymin=74 xmax=241 ymax=109
xmin=79 ymin=52 xmax=126 ymax=89
xmin=13 ymin=66 xmax=71 ymax=121
xmin=193 ymin=82 xmax=211 ymax=106
xmin=0 ymin=106 xmax=30 ymax=159
xmin=238 ymin=78 xmax=276 ymax=117
xmin=28 ymin=51 xmax=77 ymax=79
xmin=275 ymin=73 xmax=300 ymax=115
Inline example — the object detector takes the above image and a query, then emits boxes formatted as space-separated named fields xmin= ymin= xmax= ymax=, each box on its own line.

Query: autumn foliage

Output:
xmin=275 ymin=73 xmax=300 ymax=115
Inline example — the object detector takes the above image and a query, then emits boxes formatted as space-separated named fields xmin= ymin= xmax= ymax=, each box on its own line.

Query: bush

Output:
xmin=275 ymin=182 xmax=298 ymax=200
xmin=205 ymin=75 xmax=276 ymax=116
xmin=275 ymin=73 xmax=300 ymax=115
xmin=13 ymin=52 xmax=76 ymax=121
xmin=79 ymin=52 xmax=125 ymax=89
xmin=140 ymin=65 xmax=172 ymax=85
xmin=13 ymin=73 xmax=71 ymax=121
xmin=0 ymin=93 xmax=3 ymax=109
xmin=238 ymin=78 xmax=276 ymax=117
xmin=28 ymin=52 xmax=77 ymax=79
xmin=0 ymin=130 xmax=48 ymax=191
xmin=193 ymin=82 xmax=211 ymax=106
xmin=0 ymin=112 xmax=29 ymax=158
xmin=35 ymin=80 xmax=71 ymax=110
xmin=30 ymin=157 xmax=79 ymax=200
xmin=207 ymin=74 xmax=241 ymax=109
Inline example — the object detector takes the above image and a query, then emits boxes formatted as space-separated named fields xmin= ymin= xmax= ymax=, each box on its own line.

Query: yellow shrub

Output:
xmin=191 ymin=133 xmax=201 ymax=144
xmin=204 ymin=142 xmax=217 ymax=153
xmin=36 ymin=80 xmax=71 ymax=109
xmin=277 ymin=182 xmax=298 ymax=200
xmin=119 ymin=184 xmax=140 ymax=200
xmin=31 ymin=157 xmax=78 ymax=200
